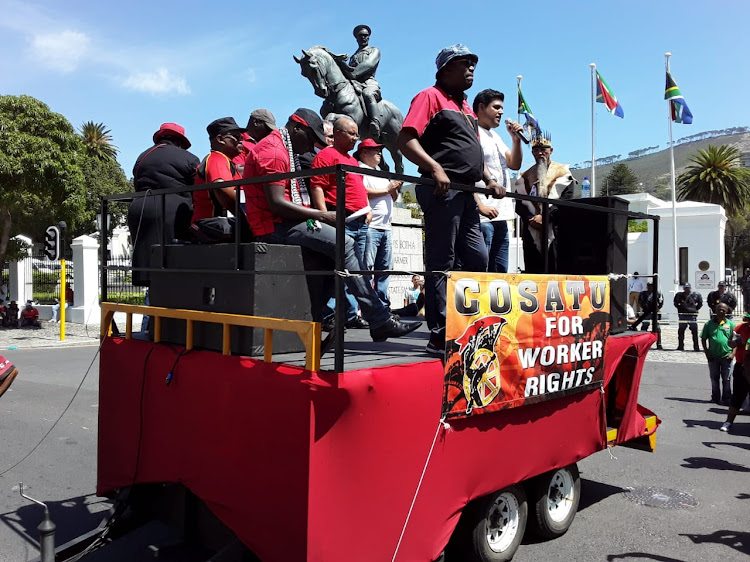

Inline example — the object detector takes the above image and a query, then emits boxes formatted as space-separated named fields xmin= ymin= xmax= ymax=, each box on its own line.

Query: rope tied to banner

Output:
xmin=390 ymin=417 xmax=451 ymax=562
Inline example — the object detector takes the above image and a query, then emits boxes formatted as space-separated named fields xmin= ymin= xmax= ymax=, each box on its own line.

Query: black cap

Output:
xmin=207 ymin=117 xmax=246 ymax=138
xmin=291 ymin=108 xmax=327 ymax=146
xmin=353 ymin=24 xmax=371 ymax=36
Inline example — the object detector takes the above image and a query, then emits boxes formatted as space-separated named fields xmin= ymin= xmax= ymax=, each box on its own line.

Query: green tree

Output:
xmin=603 ymin=163 xmax=640 ymax=195
xmin=73 ymin=156 xmax=130 ymax=239
xmin=0 ymin=95 xmax=86 ymax=264
xmin=677 ymin=144 xmax=750 ymax=217
xmin=79 ymin=121 xmax=118 ymax=161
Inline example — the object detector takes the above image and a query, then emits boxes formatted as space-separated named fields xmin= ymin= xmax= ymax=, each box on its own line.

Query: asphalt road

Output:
xmin=0 ymin=346 xmax=748 ymax=562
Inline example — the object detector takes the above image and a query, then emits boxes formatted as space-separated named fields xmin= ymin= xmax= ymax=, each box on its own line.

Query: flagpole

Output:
xmin=516 ymin=74 xmax=523 ymax=273
xmin=666 ymin=52 xmax=679 ymax=295
xmin=589 ymin=63 xmax=596 ymax=197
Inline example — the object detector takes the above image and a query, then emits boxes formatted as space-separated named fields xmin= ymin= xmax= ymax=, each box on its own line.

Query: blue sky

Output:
xmin=1 ymin=0 xmax=747 ymax=183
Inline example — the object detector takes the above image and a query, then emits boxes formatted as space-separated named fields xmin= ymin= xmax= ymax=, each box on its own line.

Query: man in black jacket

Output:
xmin=707 ymin=281 xmax=737 ymax=317
xmin=639 ymin=282 xmax=664 ymax=350
xmin=673 ymin=283 xmax=703 ymax=351
xmin=128 ymin=123 xmax=200 ymax=287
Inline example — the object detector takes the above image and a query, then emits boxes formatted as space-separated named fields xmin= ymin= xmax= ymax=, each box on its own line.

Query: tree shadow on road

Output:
xmin=0 ymin=493 xmax=111 ymax=552
xmin=683 ymin=418 xmax=723 ymax=430
xmin=681 ymin=529 xmax=750 ymax=556
xmin=681 ymin=456 xmax=750 ymax=472
xmin=703 ymin=440 xmax=750 ymax=451
xmin=665 ymin=396 xmax=713 ymax=404
xmin=607 ymin=553 xmax=686 ymax=562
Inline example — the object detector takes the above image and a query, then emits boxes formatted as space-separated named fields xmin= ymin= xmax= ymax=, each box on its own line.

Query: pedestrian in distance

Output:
xmin=701 ymin=302 xmax=734 ymax=406
xmin=720 ymin=313 xmax=750 ymax=432
xmin=673 ymin=283 xmax=702 ymax=351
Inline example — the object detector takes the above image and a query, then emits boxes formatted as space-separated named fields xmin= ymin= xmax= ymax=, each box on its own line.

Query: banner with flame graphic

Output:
xmin=442 ymin=273 xmax=610 ymax=419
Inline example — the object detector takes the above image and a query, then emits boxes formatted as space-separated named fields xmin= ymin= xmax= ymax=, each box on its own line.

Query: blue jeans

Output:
xmin=323 ymin=218 xmax=369 ymax=323
xmin=365 ymin=227 xmax=392 ymax=307
xmin=480 ymin=220 xmax=509 ymax=273
xmin=708 ymin=356 xmax=732 ymax=404
xmin=266 ymin=220 xmax=389 ymax=329
xmin=416 ymin=188 xmax=488 ymax=332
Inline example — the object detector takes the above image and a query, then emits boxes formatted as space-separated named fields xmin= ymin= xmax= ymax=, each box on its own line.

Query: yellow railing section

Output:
xmin=100 ymin=303 xmax=321 ymax=371
xmin=606 ymin=414 xmax=658 ymax=452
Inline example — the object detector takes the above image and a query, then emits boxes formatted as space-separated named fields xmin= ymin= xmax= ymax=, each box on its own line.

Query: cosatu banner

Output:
xmin=442 ymin=273 xmax=610 ymax=419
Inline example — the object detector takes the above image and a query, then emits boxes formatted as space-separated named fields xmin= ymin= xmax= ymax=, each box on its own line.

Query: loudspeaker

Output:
xmin=554 ymin=196 xmax=628 ymax=335
xmin=149 ymin=243 xmax=312 ymax=355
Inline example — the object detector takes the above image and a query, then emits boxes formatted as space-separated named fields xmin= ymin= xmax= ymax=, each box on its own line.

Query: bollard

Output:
xmin=19 ymin=483 xmax=56 ymax=562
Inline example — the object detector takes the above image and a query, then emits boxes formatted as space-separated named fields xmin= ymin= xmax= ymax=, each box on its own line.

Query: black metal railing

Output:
xmin=102 ymin=165 xmax=662 ymax=372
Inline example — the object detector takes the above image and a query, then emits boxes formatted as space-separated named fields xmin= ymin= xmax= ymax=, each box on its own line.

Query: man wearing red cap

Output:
xmin=310 ymin=116 xmax=373 ymax=329
xmin=357 ymin=138 xmax=402 ymax=308
xmin=243 ymin=109 xmax=420 ymax=342
xmin=128 ymin=123 xmax=199 ymax=287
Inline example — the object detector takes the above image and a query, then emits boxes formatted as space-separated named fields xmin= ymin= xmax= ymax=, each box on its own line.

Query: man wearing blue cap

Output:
xmin=674 ymin=283 xmax=703 ymax=351
xmin=397 ymin=44 xmax=504 ymax=355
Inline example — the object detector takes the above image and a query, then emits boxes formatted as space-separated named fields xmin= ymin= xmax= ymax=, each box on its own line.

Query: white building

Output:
xmin=621 ymin=193 xmax=727 ymax=322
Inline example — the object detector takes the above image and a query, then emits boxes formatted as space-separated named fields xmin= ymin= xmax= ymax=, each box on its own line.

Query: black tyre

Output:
xmin=529 ymin=463 xmax=581 ymax=539
xmin=458 ymin=484 xmax=528 ymax=561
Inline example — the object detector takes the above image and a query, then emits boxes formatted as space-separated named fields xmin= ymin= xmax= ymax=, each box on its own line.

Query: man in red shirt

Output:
xmin=20 ymin=300 xmax=41 ymax=328
xmin=311 ymin=117 xmax=372 ymax=329
xmin=193 ymin=117 xmax=246 ymax=222
xmin=721 ymin=313 xmax=750 ymax=432
xmin=243 ymin=108 xmax=420 ymax=342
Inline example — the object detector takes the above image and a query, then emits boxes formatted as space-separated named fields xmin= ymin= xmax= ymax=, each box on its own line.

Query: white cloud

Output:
xmin=30 ymin=30 xmax=90 ymax=73
xmin=122 ymin=68 xmax=191 ymax=96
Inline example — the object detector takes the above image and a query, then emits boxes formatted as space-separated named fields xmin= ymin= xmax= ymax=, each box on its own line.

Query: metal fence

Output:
xmin=105 ymin=254 xmax=147 ymax=305
xmin=26 ymin=250 xmax=74 ymax=304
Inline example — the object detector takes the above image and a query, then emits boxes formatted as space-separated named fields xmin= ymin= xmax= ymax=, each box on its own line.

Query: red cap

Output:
xmin=353 ymin=138 xmax=384 ymax=159
xmin=153 ymin=122 xmax=191 ymax=149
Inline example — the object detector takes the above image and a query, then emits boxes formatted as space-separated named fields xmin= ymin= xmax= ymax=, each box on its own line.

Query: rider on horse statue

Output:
xmin=347 ymin=25 xmax=383 ymax=139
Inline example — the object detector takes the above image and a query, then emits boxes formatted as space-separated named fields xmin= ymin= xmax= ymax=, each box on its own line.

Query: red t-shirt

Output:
xmin=193 ymin=151 xmax=241 ymax=223
xmin=310 ymin=147 xmax=369 ymax=213
xmin=233 ymin=133 xmax=255 ymax=169
xmin=21 ymin=307 xmax=39 ymax=320
xmin=243 ymin=130 xmax=293 ymax=237
xmin=734 ymin=322 xmax=750 ymax=363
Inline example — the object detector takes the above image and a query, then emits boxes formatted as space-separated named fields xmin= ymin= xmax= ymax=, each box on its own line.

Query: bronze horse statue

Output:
xmin=294 ymin=46 xmax=404 ymax=173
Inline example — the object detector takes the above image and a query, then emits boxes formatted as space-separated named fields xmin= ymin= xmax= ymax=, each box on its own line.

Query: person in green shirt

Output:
xmin=701 ymin=303 xmax=735 ymax=405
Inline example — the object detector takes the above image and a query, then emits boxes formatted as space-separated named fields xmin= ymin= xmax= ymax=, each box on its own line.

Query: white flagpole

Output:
xmin=590 ymin=63 xmax=596 ymax=197
xmin=516 ymin=74 xmax=523 ymax=273
xmin=666 ymin=52 xmax=679 ymax=295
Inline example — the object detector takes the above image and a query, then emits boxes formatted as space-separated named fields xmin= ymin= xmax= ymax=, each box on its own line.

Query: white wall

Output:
xmin=623 ymin=194 xmax=726 ymax=322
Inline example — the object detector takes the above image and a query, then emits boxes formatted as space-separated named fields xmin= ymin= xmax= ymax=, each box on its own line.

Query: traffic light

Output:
xmin=44 ymin=225 xmax=60 ymax=261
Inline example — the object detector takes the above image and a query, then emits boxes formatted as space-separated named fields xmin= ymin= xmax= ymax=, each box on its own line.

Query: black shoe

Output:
xmin=676 ymin=346 xmax=684 ymax=351
xmin=426 ymin=334 xmax=446 ymax=356
xmin=345 ymin=317 xmax=370 ymax=329
xmin=656 ymin=345 xmax=664 ymax=350
xmin=370 ymin=316 xmax=421 ymax=342
xmin=321 ymin=318 xmax=335 ymax=332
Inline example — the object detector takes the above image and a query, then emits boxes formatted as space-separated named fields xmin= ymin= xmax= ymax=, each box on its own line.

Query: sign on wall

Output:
xmin=694 ymin=270 xmax=715 ymax=290
xmin=442 ymin=273 xmax=610 ymax=419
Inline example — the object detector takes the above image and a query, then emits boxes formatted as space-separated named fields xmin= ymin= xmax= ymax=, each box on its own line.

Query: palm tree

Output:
xmin=79 ymin=121 xmax=118 ymax=161
xmin=677 ymin=145 xmax=750 ymax=217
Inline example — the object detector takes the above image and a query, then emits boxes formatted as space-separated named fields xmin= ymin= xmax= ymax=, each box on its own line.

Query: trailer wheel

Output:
xmin=461 ymin=485 xmax=527 ymax=561
xmin=529 ymin=463 xmax=580 ymax=539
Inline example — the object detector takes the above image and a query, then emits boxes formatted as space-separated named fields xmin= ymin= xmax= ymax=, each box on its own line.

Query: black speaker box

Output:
xmin=554 ymin=196 xmax=629 ymax=335
xmin=148 ymin=243 xmax=312 ymax=356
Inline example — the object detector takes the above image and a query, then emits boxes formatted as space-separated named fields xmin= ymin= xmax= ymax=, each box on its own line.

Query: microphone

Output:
xmin=506 ymin=119 xmax=530 ymax=144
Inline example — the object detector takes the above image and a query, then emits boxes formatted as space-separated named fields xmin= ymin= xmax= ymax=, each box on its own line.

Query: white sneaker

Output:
xmin=720 ymin=422 xmax=731 ymax=432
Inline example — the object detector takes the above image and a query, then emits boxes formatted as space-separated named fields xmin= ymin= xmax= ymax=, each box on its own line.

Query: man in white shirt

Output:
xmin=356 ymin=138 xmax=403 ymax=307
xmin=472 ymin=89 xmax=524 ymax=272
xmin=628 ymin=272 xmax=647 ymax=313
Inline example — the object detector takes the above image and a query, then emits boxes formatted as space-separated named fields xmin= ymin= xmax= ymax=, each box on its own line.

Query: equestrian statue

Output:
xmin=294 ymin=25 xmax=404 ymax=173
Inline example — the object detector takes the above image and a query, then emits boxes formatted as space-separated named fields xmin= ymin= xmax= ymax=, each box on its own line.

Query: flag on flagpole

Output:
xmin=665 ymin=71 xmax=693 ymax=124
xmin=595 ymin=71 xmax=624 ymax=118
xmin=517 ymin=87 xmax=538 ymax=129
